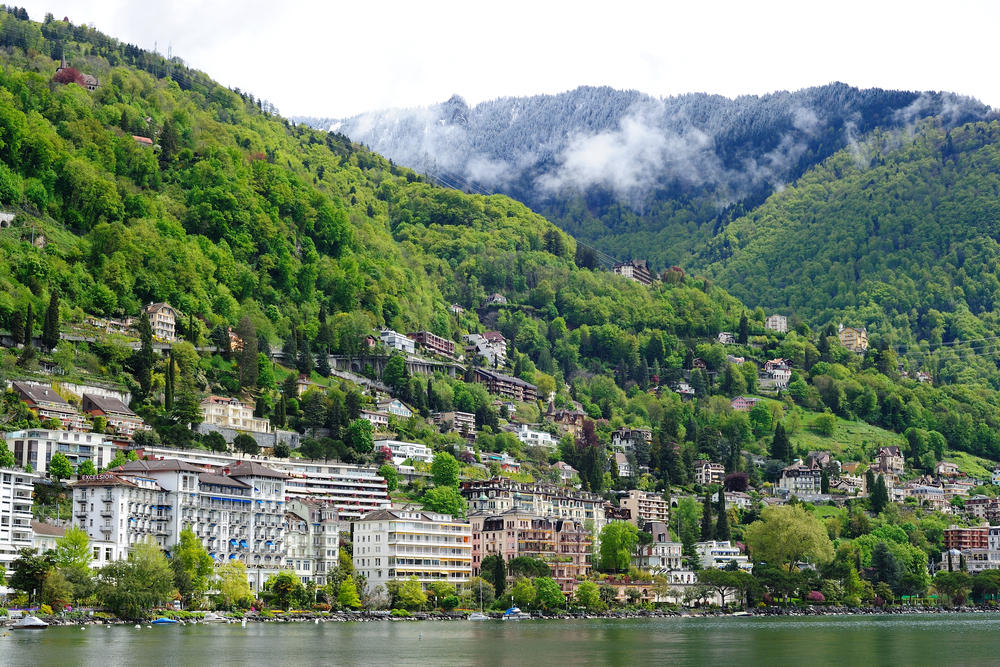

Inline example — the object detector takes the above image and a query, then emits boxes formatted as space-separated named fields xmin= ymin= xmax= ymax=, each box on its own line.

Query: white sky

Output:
xmin=17 ymin=0 xmax=1000 ymax=118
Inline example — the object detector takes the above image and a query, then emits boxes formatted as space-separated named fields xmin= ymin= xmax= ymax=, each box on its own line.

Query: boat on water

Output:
xmin=467 ymin=612 xmax=490 ymax=621
xmin=502 ymin=607 xmax=531 ymax=621
xmin=201 ymin=612 xmax=227 ymax=623
xmin=12 ymin=616 xmax=48 ymax=630
xmin=151 ymin=617 xmax=178 ymax=625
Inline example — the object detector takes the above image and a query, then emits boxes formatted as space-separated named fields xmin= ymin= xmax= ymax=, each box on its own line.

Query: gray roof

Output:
xmin=224 ymin=460 xmax=288 ymax=479
xmin=12 ymin=381 xmax=70 ymax=406
xmin=82 ymin=393 xmax=137 ymax=417
xmin=198 ymin=472 xmax=250 ymax=489
xmin=113 ymin=459 xmax=205 ymax=474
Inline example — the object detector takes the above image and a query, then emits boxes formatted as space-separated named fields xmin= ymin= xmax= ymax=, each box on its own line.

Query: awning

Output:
xmin=239 ymin=540 xmax=248 ymax=548
xmin=230 ymin=539 xmax=237 ymax=545
xmin=229 ymin=554 xmax=236 ymax=559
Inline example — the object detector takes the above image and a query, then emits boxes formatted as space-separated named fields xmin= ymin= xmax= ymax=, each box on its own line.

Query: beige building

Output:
xmin=694 ymin=461 xmax=726 ymax=486
xmin=353 ymin=508 xmax=472 ymax=591
xmin=200 ymin=396 xmax=271 ymax=434
xmin=838 ymin=324 xmax=869 ymax=352
xmin=620 ymin=490 xmax=670 ymax=526
xmin=144 ymin=302 xmax=179 ymax=341
xmin=461 ymin=478 xmax=607 ymax=533
xmin=765 ymin=315 xmax=788 ymax=333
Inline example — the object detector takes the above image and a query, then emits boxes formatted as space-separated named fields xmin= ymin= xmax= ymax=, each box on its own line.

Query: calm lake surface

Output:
xmin=2 ymin=613 xmax=999 ymax=666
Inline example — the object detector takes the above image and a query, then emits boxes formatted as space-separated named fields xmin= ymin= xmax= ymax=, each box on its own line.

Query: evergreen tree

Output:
xmin=297 ymin=335 xmax=312 ymax=375
xmin=315 ymin=350 xmax=331 ymax=377
xmin=715 ymin=488 xmax=730 ymax=541
xmin=23 ymin=303 xmax=33 ymax=347
xmin=770 ymin=423 xmax=791 ymax=462
xmin=870 ymin=474 xmax=889 ymax=514
xmin=134 ymin=314 xmax=155 ymax=401
xmin=42 ymin=290 xmax=59 ymax=351
xmin=164 ymin=349 xmax=175 ymax=411
xmin=235 ymin=315 xmax=258 ymax=390
xmin=10 ymin=310 xmax=23 ymax=346
xmin=820 ymin=468 xmax=830 ymax=494
xmin=700 ymin=491 xmax=714 ymax=541
xmin=738 ymin=312 xmax=749 ymax=345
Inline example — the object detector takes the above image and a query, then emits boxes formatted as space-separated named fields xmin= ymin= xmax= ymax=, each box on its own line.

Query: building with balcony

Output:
xmin=461 ymin=478 xmax=607 ymax=533
xmin=612 ymin=259 xmax=653 ymax=286
xmin=944 ymin=526 xmax=989 ymax=551
xmin=433 ymin=411 xmax=476 ymax=437
xmin=0 ymin=467 xmax=39 ymax=590
xmin=694 ymin=461 xmax=725 ymax=486
xmin=472 ymin=368 xmax=537 ymax=402
xmin=353 ymin=508 xmax=471 ymax=591
xmin=408 ymin=331 xmax=455 ymax=358
xmin=634 ymin=521 xmax=683 ymax=573
xmin=200 ymin=396 xmax=271 ymax=434
xmin=463 ymin=331 xmax=508 ymax=368
xmin=778 ymin=461 xmax=822 ymax=494
xmin=696 ymin=540 xmax=752 ymax=571
xmin=144 ymin=302 xmax=178 ymax=341
xmin=376 ymin=398 xmax=413 ymax=419
xmin=612 ymin=427 xmax=652 ymax=454
xmin=470 ymin=510 xmax=591 ymax=593
xmin=506 ymin=423 xmax=558 ymax=449
xmin=11 ymin=381 xmax=90 ymax=431
xmin=284 ymin=500 xmax=339 ymax=586
xmin=360 ymin=410 xmax=390 ymax=431
xmin=620 ymin=490 xmax=670 ymax=526
xmin=838 ymin=324 xmax=869 ymax=353
xmin=81 ymin=393 xmax=149 ymax=439
xmin=375 ymin=439 xmax=434 ymax=465
xmin=765 ymin=315 xmax=788 ymax=333
xmin=7 ymin=429 xmax=114 ymax=475
xmin=379 ymin=330 xmax=415 ymax=354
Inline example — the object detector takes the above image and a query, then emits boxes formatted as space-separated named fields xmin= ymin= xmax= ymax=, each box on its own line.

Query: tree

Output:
xmin=24 ymin=302 xmax=33 ymax=347
xmin=97 ymin=538 xmax=176 ymax=620
xmin=344 ymin=418 xmax=374 ymax=454
xmin=235 ymin=316 xmax=259 ymax=390
xmin=574 ymin=580 xmax=604 ymax=611
xmin=431 ymin=451 xmax=461 ymax=487
xmin=508 ymin=557 xmax=551 ymax=579
xmin=338 ymin=575 xmax=362 ymax=609
xmin=172 ymin=526 xmax=213 ymax=607
xmin=700 ymin=491 xmax=714 ymax=542
xmin=422 ymin=485 xmax=467 ymax=517
xmin=77 ymin=459 xmax=97 ymax=477
xmin=0 ymin=440 xmax=16 ymax=468
xmin=715 ymin=488 xmax=730 ymax=542
xmin=233 ymin=433 xmax=259 ymax=455
xmin=743 ymin=505 xmax=834 ymax=570
xmin=481 ymin=554 xmax=506 ymax=595
xmin=48 ymin=452 xmax=73 ymax=482
xmin=9 ymin=548 xmax=53 ymax=604
xmin=510 ymin=577 xmax=536 ymax=609
xmin=814 ymin=412 xmax=837 ymax=436
xmin=265 ymin=570 xmax=304 ymax=610
xmin=599 ymin=521 xmax=639 ymax=572
xmin=871 ymin=541 xmax=902 ymax=593
xmin=382 ymin=354 xmax=409 ymax=395
xmin=738 ymin=312 xmax=749 ymax=345
xmin=53 ymin=526 xmax=91 ymax=570
xmin=204 ymin=431 xmax=228 ymax=453
xmin=676 ymin=496 xmax=702 ymax=562
xmin=42 ymin=568 xmax=74 ymax=608
xmin=933 ymin=570 xmax=972 ymax=607
xmin=697 ymin=568 xmax=738 ymax=607
xmin=42 ymin=290 xmax=59 ymax=351
xmin=463 ymin=577 xmax=496 ymax=609
xmin=397 ymin=576 xmax=427 ymax=610
xmin=821 ymin=468 xmax=830 ymax=494
xmin=770 ymin=423 xmax=791 ymax=463
xmin=870 ymin=474 xmax=890 ymax=514
xmin=378 ymin=464 xmax=398 ymax=492
xmin=273 ymin=442 xmax=291 ymax=458
xmin=216 ymin=560 xmax=253 ymax=609
xmin=11 ymin=310 xmax=23 ymax=346
xmin=534 ymin=576 xmax=565 ymax=611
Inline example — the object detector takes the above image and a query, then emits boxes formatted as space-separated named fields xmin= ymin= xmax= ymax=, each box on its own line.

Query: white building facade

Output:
xmin=7 ymin=429 xmax=114 ymax=475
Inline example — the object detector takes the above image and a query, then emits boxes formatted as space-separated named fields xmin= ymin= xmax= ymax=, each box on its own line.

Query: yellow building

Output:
xmin=838 ymin=324 xmax=868 ymax=352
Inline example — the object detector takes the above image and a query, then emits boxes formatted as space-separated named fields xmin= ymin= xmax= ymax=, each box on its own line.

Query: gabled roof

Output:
xmin=224 ymin=460 xmax=288 ymax=479
xmin=82 ymin=393 xmax=137 ymax=417
xmin=31 ymin=520 xmax=65 ymax=537
xmin=12 ymin=381 xmax=70 ymax=406
xmin=198 ymin=472 xmax=250 ymax=489
xmin=144 ymin=302 xmax=176 ymax=315
xmin=112 ymin=459 xmax=205 ymax=474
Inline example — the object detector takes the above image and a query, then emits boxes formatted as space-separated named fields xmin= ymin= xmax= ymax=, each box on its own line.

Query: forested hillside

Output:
xmin=706 ymin=120 xmax=1000 ymax=388
xmin=306 ymin=85 xmax=989 ymax=270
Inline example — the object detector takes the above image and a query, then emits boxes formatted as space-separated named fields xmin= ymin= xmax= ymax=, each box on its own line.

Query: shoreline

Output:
xmin=7 ymin=605 xmax=999 ymax=627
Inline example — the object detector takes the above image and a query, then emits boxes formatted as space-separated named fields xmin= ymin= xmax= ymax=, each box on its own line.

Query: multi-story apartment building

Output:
xmin=875 ymin=446 xmax=905 ymax=474
xmin=379 ymin=329 xmax=415 ymax=354
xmin=0 ymin=467 xmax=39 ymax=589
xmin=72 ymin=458 xmax=289 ymax=591
xmin=360 ymin=410 xmax=390 ymax=431
xmin=696 ymin=540 xmax=752 ymax=571
xmin=765 ymin=315 xmax=788 ymax=333
xmin=408 ymin=331 xmax=455 ymax=358
xmin=778 ymin=462 xmax=822 ymax=494
xmin=81 ymin=393 xmax=149 ymax=439
xmin=284 ymin=500 xmax=339 ymax=586
xmin=470 ymin=509 xmax=591 ymax=593
xmin=433 ymin=411 xmax=476 ymax=437
xmin=838 ymin=324 xmax=869 ymax=352
xmin=144 ymin=302 xmax=179 ymax=341
xmin=694 ymin=461 xmax=726 ymax=486
xmin=374 ymin=439 xmax=434 ymax=465
xmin=507 ymin=423 xmax=558 ymax=449
xmin=611 ymin=427 xmax=652 ymax=454
xmin=463 ymin=332 xmax=508 ymax=368
xmin=472 ymin=368 xmax=538 ymax=403
xmin=353 ymin=508 xmax=471 ymax=591
xmin=612 ymin=259 xmax=653 ymax=286
xmin=7 ymin=429 xmax=114 ymax=475
xmin=620 ymin=490 xmax=670 ymax=526
xmin=547 ymin=407 xmax=587 ymax=438
xmin=131 ymin=446 xmax=391 ymax=522
xmin=11 ymin=381 xmax=90 ymax=431
xmin=634 ymin=521 xmax=683 ymax=573
xmin=461 ymin=478 xmax=607 ymax=533
xmin=376 ymin=398 xmax=413 ymax=419
xmin=944 ymin=526 xmax=989 ymax=551
xmin=200 ymin=396 xmax=271 ymax=434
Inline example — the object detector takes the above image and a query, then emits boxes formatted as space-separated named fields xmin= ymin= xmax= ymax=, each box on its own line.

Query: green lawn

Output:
xmin=784 ymin=408 xmax=905 ymax=462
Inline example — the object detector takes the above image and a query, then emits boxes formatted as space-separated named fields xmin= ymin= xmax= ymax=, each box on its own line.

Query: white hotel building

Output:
xmin=7 ymin=429 xmax=115 ymax=475
xmin=353 ymin=509 xmax=472 ymax=591
xmin=374 ymin=439 xmax=434 ymax=465
xmin=0 ymin=467 xmax=39 ymax=591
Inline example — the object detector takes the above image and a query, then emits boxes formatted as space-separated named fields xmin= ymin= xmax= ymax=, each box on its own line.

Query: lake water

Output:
xmin=2 ymin=613 xmax=998 ymax=666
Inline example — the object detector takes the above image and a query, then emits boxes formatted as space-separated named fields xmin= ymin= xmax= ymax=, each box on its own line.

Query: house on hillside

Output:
xmin=612 ymin=260 xmax=653 ymax=286
xmin=144 ymin=302 xmax=179 ymax=341
xmin=874 ymin=446 xmax=904 ymax=474
xmin=484 ymin=293 xmax=508 ymax=306
xmin=730 ymin=396 xmax=760 ymax=412
xmin=765 ymin=315 xmax=788 ymax=333
xmin=838 ymin=324 xmax=869 ymax=352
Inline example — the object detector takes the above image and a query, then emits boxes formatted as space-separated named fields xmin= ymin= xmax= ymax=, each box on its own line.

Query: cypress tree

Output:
xmin=821 ymin=468 xmax=830 ymax=494
xmin=738 ymin=312 xmax=749 ymax=345
xmin=135 ymin=314 xmax=155 ymax=400
xmin=165 ymin=349 xmax=175 ymax=411
xmin=23 ymin=303 xmax=33 ymax=347
xmin=10 ymin=310 xmax=23 ymax=346
xmin=42 ymin=290 xmax=59 ymax=351
xmin=700 ymin=491 xmax=714 ymax=542
xmin=770 ymin=423 xmax=791 ymax=462
xmin=715 ymin=488 xmax=730 ymax=541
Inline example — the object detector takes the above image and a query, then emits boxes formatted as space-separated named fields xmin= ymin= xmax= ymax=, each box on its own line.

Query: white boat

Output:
xmin=467 ymin=612 xmax=490 ymax=621
xmin=502 ymin=607 xmax=531 ymax=621
xmin=12 ymin=616 xmax=48 ymax=630
xmin=201 ymin=612 xmax=227 ymax=623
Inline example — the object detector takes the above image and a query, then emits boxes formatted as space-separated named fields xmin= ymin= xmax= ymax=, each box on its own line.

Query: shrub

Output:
xmin=390 ymin=609 xmax=412 ymax=617
xmin=40 ymin=604 xmax=54 ymax=616
xmin=807 ymin=591 xmax=825 ymax=603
